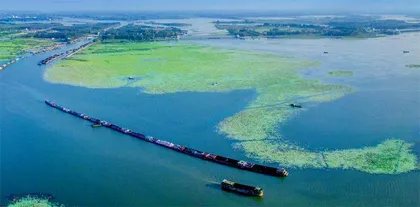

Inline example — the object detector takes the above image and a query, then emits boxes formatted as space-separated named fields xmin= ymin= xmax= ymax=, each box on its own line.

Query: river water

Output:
xmin=1 ymin=31 xmax=419 ymax=206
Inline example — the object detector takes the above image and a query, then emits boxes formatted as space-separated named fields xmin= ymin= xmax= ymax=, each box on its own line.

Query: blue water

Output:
xmin=1 ymin=35 xmax=420 ymax=206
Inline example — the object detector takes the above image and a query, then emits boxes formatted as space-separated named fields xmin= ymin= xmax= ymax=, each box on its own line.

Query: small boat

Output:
xmin=324 ymin=52 xmax=329 ymax=54
xmin=403 ymin=51 xmax=409 ymax=53
xmin=290 ymin=103 xmax=302 ymax=108
xmin=128 ymin=77 xmax=135 ymax=80
xmin=221 ymin=179 xmax=263 ymax=197
xmin=91 ymin=124 xmax=102 ymax=128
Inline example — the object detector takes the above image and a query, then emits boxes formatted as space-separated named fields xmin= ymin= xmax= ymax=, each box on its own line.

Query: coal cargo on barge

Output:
xmin=221 ymin=179 xmax=264 ymax=197
xmin=38 ymin=53 xmax=65 ymax=65
xmin=44 ymin=100 xmax=289 ymax=177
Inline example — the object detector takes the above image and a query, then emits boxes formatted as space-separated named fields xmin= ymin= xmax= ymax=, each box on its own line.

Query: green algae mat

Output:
xmin=0 ymin=38 xmax=57 ymax=61
xmin=45 ymin=42 xmax=418 ymax=174
xmin=6 ymin=196 xmax=63 ymax=207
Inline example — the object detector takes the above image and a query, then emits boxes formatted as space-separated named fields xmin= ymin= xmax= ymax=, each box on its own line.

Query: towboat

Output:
xmin=290 ymin=103 xmax=302 ymax=108
xmin=91 ymin=124 xmax=102 ymax=128
xmin=221 ymin=179 xmax=263 ymax=197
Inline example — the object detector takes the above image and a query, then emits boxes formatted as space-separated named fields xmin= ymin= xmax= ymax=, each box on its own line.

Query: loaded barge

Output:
xmin=0 ymin=57 xmax=24 ymax=71
xmin=38 ymin=42 xmax=94 ymax=65
xmin=38 ymin=53 xmax=66 ymax=65
xmin=44 ymin=100 xmax=288 ymax=177
xmin=65 ymin=42 xmax=94 ymax=58
xmin=31 ymin=43 xmax=66 ymax=55
xmin=221 ymin=179 xmax=263 ymax=197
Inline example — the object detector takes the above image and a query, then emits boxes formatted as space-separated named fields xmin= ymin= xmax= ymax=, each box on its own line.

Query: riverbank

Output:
xmin=0 ymin=38 xmax=58 ymax=61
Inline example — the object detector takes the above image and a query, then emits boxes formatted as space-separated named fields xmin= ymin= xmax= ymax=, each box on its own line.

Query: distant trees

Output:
xmin=99 ymin=24 xmax=186 ymax=41
xmin=216 ymin=19 xmax=420 ymax=38
xmin=26 ymin=23 xmax=118 ymax=42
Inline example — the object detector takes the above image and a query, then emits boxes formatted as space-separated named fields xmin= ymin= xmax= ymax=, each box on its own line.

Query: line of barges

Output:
xmin=38 ymin=53 xmax=66 ymax=65
xmin=45 ymin=100 xmax=289 ymax=177
xmin=38 ymin=41 xmax=94 ymax=65
xmin=65 ymin=41 xmax=94 ymax=58
xmin=0 ymin=56 xmax=24 ymax=71
xmin=30 ymin=43 xmax=66 ymax=55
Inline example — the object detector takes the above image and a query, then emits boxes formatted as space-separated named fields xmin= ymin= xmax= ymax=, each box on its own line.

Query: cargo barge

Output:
xmin=44 ymin=100 xmax=289 ymax=177
xmin=38 ymin=42 xmax=94 ymax=65
xmin=31 ymin=43 xmax=66 ymax=55
xmin=221 ymin=179 xmax=263 ymax=197
xmin=65 ymin=42 xmax=94 ymax=58
xmin=0 ymin=57 xmax=24 ymax=71
xmin=38 ymin=53 xmax=66 ymax=65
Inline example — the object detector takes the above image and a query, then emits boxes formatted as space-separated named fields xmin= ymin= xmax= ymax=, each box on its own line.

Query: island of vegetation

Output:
xmin=5 ymin=195 xmax=63 ymax=207
xmin=99 ymin=24 xmax=186 ymax=42
xmin=327 ymin=70 xmax=354 ymax=76
xmin=214 ymin=16 xmax=420 ymax=38
xmin=45 ymin=40 xmax=418 ymax=174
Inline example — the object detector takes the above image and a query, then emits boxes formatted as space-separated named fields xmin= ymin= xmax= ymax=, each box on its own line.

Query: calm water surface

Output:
xmin=1 ymin=34 xmax=419 ymax=206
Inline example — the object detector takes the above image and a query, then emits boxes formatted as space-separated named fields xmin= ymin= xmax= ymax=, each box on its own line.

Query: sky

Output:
xmin=2 ymin=0 xmax=420 ymax=14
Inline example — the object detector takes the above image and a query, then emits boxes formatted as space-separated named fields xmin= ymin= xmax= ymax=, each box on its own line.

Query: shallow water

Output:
xmin=1 ymin=32 xmax=419 ymax=206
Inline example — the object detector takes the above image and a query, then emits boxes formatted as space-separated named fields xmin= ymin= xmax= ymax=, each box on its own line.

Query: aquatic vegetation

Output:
xmin=327 ymin=70 xmax=353 ymax=76
xmin=0 ymin=38 xmax=57 ymax=61
xmin=238 ymin=139 xmax=418 ymax=174
xmin=7 ymin=196 xmax=64 ymax=207
xmin=219 ymin=108 xmax=295 ymax=141
xmin=405 ymin=64 xmax=420 ymax=68
xmin=324 ymin=139 xmax=418 ymax=174
xmin=237 ymin=140 xmax=324 ymax=168
xmin=45 ymin=42 xmax=418 ymax=174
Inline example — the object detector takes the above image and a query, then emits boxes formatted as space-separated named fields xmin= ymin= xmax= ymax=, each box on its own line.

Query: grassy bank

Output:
xmin=0 ymin=38 xmax=57 ymax=61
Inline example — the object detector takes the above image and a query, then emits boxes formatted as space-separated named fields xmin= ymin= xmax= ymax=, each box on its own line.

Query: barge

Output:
xmin=221 ymin=179 xmax=263 ymax=197
xmin=44 ymin=100 xmax=289 ymax=177
xmin=65 ymin=42 xmax=94 ymax=58
xmin=31 ymin=43 xmax=66 ymax=55
xmin=289 ymin=103 xmax=302 ymax=108
xmin=38 ymin=53 xmax=65 ymax=65
xmin=38 ymin=42 xmax=94 ymax=66
xmin=0 ymin=57 xmax=24 ymax=71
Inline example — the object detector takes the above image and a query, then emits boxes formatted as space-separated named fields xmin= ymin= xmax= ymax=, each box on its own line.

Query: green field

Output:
xmin=0 ymin=38 xmax=57 ymax=61
xmin=45 ymin=42 xmax=418 ymax=174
